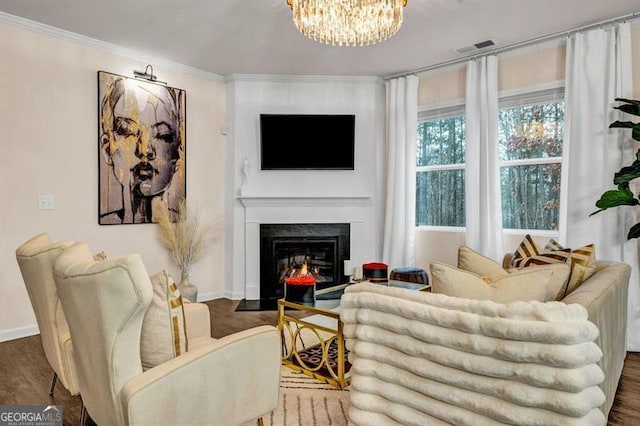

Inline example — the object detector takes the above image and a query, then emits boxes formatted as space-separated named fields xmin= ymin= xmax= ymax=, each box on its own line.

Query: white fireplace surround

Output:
xmin=239 ymin=195 xmax=372 ymax=300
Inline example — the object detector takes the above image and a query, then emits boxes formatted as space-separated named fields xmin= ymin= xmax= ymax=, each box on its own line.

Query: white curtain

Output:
xmin=465 ymin=56 xmax=504 ymax=261
xmin=382 ymin=75 xmax=418 ymax=271
xmin=561 ymin=22 xmax=639 ymax=351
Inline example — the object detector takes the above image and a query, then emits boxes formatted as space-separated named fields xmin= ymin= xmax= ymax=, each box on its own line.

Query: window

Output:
xmin=415 ymin=107 xmax=465 ymax=227
xmin=415 ymin=88 xmax=564 ymax=231
xmin=498 ymin=90 xmax=564 ymax=230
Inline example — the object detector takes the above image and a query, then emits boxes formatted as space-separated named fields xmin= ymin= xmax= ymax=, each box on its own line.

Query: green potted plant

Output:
xmin=591 ymin=98 xmax=640 ymax=239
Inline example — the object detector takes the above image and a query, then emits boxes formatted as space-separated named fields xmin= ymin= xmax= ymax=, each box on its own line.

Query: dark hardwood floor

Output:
xmin=1 ymin=298 xmax=638 ymax=425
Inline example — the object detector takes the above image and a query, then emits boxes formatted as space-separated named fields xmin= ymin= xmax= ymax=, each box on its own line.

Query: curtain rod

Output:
xmin=384 ymin=11 xmax=639 ymax=80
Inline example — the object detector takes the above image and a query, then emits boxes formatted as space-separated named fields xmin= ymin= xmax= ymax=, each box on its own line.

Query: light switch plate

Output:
xmin=38 ymin=195 xmax=55 ymax=210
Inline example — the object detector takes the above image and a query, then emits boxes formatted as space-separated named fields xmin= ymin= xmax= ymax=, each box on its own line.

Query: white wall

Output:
xmin=0 ymin=22 xmax=227 ymax=341
xmin=226 ymin=75 xmax=385 ymax=299
xmin=415 ymin=230 xmax=557 ymax=272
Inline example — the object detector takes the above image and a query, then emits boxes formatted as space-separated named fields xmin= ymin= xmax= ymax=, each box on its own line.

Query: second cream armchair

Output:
xmin=15 ymin=233 xmax=80 ymax=396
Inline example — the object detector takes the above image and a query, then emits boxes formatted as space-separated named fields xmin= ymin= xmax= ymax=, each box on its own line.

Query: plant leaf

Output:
xmin=593 ymin=188 xmax=639 ymax=211
xmin=633 ymin=123 xmax=640 ymax=141
xmin=609 ymin=121 xmax=636 ymax=129
xmin=613 ymin=160 xmax=640 ymax=186
xmin=628 ymin=222 xmax=640 ymax=240
xmin=613 ymin=103 xmax=640 ymax=117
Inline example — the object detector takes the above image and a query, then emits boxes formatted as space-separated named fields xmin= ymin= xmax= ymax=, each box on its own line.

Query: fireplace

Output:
xmin=260 ymin=223 xmax=350 ymax=301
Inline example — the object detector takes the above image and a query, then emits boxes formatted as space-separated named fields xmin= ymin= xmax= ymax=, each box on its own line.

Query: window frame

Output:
xmin=498 ymin=87 xmax=564 ymax=232
xmin=416 ymin=102 xmax=466 ymax=229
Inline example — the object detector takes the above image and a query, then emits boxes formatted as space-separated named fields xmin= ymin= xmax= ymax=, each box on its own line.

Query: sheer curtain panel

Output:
xmin=465 ymin=56 xmax=504 ymax=261
xmin=382 ymin=76 xmax=418 ymax=270
xmin=561 ymin=22 xmax=639 ymax=351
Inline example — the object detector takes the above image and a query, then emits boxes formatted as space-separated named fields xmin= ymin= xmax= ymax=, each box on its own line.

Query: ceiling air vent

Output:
xmin=455 ymin=39 xmax=495 ymax=55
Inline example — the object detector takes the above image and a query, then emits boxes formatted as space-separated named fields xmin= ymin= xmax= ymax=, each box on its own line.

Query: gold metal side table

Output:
xmin=277 ymin=291 xmax=350 ymax=389
xmin=277 ymin=281 xmax=430 ymax=389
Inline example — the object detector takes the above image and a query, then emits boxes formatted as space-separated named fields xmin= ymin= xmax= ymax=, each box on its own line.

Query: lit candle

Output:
xmin=353 ymin=266 xmax=363 ymax=280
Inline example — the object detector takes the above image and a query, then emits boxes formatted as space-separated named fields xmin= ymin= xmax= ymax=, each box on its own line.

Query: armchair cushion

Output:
xmin=182 ymin=302 xmax=213 ymax=348
xmin=141 ymin=270 xmax=188 ymax=370
xmin=430 ymin=262 xmax=551 ymax=303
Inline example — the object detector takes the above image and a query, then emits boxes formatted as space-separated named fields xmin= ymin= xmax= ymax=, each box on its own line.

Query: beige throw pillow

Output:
xmin=430 ymin=262 xmax=552 ymax=303
xmin=458 ymin=246 xmax=571 ymax=301
xmin=457 ymin=246 xmax=507 ymax=280
xmin=141 ymin=270 xmax=188 ymax=370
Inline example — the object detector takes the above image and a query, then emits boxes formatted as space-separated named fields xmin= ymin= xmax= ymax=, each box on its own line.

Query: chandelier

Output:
xmin=286 ymin=0 xmax=408 ymax=47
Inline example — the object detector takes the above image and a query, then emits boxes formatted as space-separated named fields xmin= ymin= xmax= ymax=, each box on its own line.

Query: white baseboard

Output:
xmin=224 ymin=290 xmax=246 ymax=300
xmin=196 ymin=290 xmax=227 ymax=302
xmin=0 ymin=324 xmax=40 ymax=343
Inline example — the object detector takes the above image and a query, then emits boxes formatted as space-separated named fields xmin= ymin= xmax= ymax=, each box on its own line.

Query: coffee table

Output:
xmin=277 ymin=280 xmax=430 ymax=389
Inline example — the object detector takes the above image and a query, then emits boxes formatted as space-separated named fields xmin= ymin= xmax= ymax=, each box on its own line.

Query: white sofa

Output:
xmin=340 ymin=260 xmax=630 ymax=425
xmin=562 ymin=261 xmax=630 ymax=417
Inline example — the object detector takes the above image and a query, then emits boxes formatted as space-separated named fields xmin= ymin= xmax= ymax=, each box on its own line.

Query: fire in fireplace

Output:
xmin=278 ymin=243 xmax=332 ymax=284
xmin=260 ymin=223 xmax=350 ymax=301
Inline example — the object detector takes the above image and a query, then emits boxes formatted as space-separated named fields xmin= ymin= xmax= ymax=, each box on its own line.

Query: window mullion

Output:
xmin=417 ymin=163 xmax=465 ymax=173
xmin=499 ymin=157 xmax=562 ymax=168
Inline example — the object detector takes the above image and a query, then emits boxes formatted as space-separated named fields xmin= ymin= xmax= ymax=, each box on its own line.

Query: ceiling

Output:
xmin=1 ymin=0 xmax=638 ymax=77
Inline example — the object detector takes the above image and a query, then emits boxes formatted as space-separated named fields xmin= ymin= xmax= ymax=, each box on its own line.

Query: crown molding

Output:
xmin=0 ymin=12 xmax=225 ymax=82
xmin=238 ymin=195 xmax=371 ymax=208
xmin=225 ymin=73 xmax=384 ymax=85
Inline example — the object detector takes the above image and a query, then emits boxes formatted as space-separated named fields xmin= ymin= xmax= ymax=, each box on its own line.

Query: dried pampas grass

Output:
xmin=152 ymin=198 xmax=211 ymax=276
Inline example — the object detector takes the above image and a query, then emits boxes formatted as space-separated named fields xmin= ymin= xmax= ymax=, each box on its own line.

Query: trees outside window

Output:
xmin=416 ymin=112 xmax=465 ymax=227
xmin=498 ymin=93 xmax=564 ymax=230
xmin=415 ymin=89 xmax=564 ymax=231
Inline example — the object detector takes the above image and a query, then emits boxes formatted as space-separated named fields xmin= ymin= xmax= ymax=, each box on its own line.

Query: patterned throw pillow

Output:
xmin=512 ymin=234 xmax=572 ymax=267
xmin=141 ymin=270 xmax=188 ymax=370
xmin=459 ymin=246 xmax=571 ymax=301
xmin=544 ymin=239 xmax=597 ymax=296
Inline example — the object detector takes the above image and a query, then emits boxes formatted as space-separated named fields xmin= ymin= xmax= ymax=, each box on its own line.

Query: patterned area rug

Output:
xmin=252 ymin=367 xmax=350 ymax=426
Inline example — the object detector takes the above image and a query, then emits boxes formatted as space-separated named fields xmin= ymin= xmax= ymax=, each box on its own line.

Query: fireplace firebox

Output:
xmin=260 ymin=223 xmax=350 ymax=301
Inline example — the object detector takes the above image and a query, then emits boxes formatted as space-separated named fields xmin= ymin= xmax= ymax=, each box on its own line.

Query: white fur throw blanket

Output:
xmin=340 ymin=283 xmax=605 ymax=426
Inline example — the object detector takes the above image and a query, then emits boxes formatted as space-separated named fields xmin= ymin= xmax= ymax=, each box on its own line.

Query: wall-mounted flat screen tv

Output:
xmin=260 ymin=114 xmax=355 ymax=170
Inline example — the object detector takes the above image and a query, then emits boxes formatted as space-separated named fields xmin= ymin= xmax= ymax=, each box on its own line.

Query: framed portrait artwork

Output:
xmin=97 ymin=71 xmax=186 ymax=225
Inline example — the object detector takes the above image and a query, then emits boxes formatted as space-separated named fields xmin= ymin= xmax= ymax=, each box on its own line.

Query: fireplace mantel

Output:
xmin=238 ymin=195 xmax=370 ymax=208
xmin=239 ymin=194 xmax=372 ymax=300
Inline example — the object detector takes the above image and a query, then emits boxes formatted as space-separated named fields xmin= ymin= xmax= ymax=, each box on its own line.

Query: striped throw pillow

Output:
xmin=544 ymin=239 xmax=597 ymax=296
xmin=141 ymin=270 xmax=188 ymax=370
xmin=512 ymin=235 xmax=572 ymax=267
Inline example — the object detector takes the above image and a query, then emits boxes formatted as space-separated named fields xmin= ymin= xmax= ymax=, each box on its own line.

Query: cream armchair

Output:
xmin=15 ymin=233 xmax=80 ymax=396
xmin=53 ymin=242 xmax=280 ymax=426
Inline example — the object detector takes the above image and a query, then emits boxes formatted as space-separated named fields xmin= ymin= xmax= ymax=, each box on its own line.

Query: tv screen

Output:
xmin=260 ymin=114 xmax=355 ymax=170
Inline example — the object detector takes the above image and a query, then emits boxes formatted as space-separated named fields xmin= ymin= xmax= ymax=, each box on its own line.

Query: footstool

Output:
xmin=390 ymin=267 xmax=429 ymax=286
